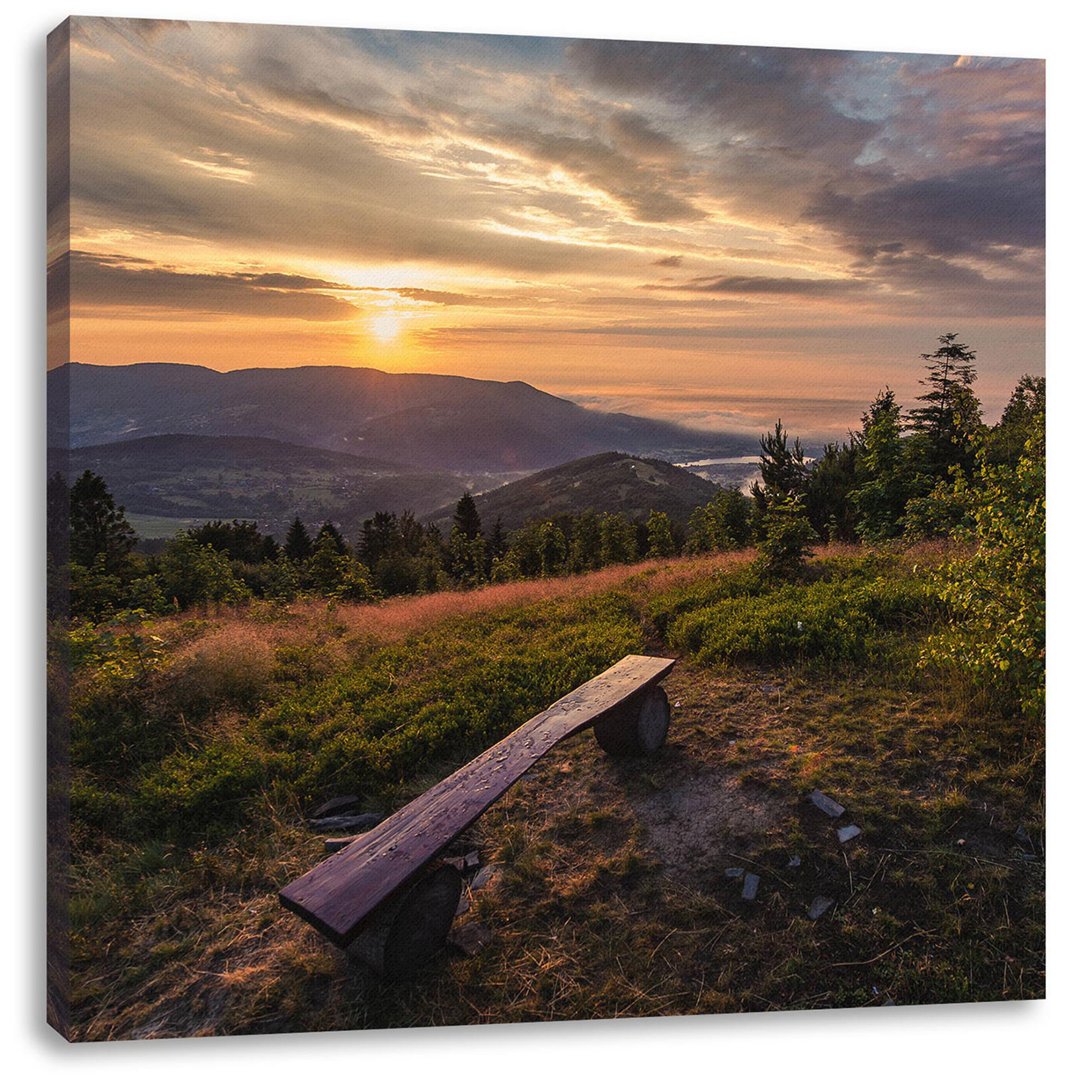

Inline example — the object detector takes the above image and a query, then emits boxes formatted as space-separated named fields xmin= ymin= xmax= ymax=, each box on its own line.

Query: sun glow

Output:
xmin=371 ymin=313 xmax=403 ymax=343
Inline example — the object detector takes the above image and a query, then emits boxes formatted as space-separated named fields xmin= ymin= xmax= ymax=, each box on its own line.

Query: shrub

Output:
xmin=668 ymin=570 xmax=936 ymax=666
xmin=163 ymin=626 xmax=276 ymax=719
xmin=922 ymin=431 xmax=1045 ymax=721
xmin=754 ymin=500 xmax=817 ymax=579
xmin=156 ymin=535 xmax=251 ymax=609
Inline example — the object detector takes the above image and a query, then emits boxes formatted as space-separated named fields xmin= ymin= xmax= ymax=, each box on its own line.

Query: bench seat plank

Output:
xmin=279 ymin=654 xmax=675 ymax=946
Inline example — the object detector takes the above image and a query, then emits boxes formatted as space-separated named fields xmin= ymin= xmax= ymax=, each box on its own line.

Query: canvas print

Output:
xmin=46 ymin=16 xmax=1045 ymax=1041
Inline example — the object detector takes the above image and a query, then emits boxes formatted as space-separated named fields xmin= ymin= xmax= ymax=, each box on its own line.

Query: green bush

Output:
xmin=668 ymin=571 xmax=936 ymax=666
xmin=922 ymin=431 xmax=1044 ymax=721
xmin=754 ymin=500 xmax=817 ymax=579
xmin=156 ymin=535 xmax=251 ymax=609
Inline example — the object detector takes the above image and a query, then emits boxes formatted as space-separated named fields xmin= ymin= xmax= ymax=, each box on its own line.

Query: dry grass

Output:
xmin=134 ymin=550 xmax=759 ymax=694
xmin=292 ymin=550 xmax=758 ymax=644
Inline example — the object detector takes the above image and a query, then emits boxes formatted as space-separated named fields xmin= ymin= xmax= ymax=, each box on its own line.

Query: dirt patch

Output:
xmin=628 ymin=768 xmax=788 ymax=881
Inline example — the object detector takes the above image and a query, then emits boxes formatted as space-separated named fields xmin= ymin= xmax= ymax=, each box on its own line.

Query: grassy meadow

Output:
xmin=62 ymin=544 xmax=1044 ymax=1038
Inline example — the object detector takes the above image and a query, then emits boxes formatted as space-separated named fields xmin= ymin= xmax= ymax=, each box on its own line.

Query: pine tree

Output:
xmin=452 ymin=492 xmax=482 ymax=541
xmin=646 ymin=510 xmax=676 ymax=557
xmin=907 ymin=334 xmax=983 ymax=478
xmin=69 ymin=470 xmax=136 ymax=573
xmin=850 ymin=388 xmax=916 ymax=541
xmin=315 ymin=520 xmax=348 ymax=556
xmin=284 ymin=516 xmax=312 ymax=562
xmin=751 ymin=420 xmax=809 ymax=509
xmin=805 ymin=441 xmax=858 ymax=542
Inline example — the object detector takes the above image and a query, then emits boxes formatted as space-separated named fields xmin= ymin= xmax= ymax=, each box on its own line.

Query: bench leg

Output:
xmin=592 ymin=684 xmax=671 ymax=757
xmin=345 ymin=862 xmax=462 ymax=980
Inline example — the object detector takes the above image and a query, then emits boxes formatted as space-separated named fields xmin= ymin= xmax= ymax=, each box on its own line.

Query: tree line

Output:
xmin=48 ymin=334 xmax=1045 ymax=624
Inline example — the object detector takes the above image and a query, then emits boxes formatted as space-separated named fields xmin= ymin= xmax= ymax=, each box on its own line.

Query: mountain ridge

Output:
xmin=48 ymin=362 xmax=758 ymax=473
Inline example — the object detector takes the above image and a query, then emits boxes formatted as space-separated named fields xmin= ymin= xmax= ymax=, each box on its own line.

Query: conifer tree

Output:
xmin=69 ymin=470 xmax=136 ymax=573
xmin=646 ymin=510 xmax=676 ymax=557
xmin=756 ymin=420 xmax=809 ymax=502
xmin=452 ymin=491 xmax=482 ymax=541
xmin=284 ymin=516 xmax=312 ymax=562
xmin=315 ymin=520 xmax=348 ymax=556
xmin=907 ymin=334 xmax=983 ymax=478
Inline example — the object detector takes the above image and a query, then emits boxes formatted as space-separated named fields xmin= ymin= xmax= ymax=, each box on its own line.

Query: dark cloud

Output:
xmin=59 ymin=251 xmax=360 ymax=321
xmin=860 ymin=251 xmax=1044 ymax=318
xmin=251 ymin=78 xmax=432 ymax=140
xmin=569 ymin=40 xmax=876 ymax=159
xmin=480 ymin=124 xmax=703 ymax=223
xmin=606 ymin=110 xmax=682 ymax=163
xmin=653 ymin=274 xmax=870 ymax=297
xmin=652 ymin=255 xmax=683 ymax=267
xmin=805 ymin=143 xmax=1044 ymax=261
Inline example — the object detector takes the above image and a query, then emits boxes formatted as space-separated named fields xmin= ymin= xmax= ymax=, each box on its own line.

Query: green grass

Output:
xmin=59 ymin=545 xmax=1044 ymax=1039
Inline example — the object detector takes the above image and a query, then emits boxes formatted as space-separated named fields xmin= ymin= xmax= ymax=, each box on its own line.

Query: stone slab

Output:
xmin=809 ymin=789 xmax=846 ymax=818
xmin=741 ymin=873 xmax=760 ymax=901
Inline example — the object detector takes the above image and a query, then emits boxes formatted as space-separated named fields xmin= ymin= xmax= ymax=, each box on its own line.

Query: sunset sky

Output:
xmin=47 ymin=16 xmax=1045 ymax=441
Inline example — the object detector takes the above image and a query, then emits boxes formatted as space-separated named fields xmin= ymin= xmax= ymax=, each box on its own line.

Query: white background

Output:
xmin=6 ymin=2 xmax=1075 ymax=1076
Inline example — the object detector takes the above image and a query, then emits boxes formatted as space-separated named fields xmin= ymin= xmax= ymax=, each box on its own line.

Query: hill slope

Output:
xmin=48 ymin=362 xmax=758 ymax=473
xmin=49 ymin=434 xmax=470 ymax=540
xmin=425 ymin=452 xmax=719 ymax=532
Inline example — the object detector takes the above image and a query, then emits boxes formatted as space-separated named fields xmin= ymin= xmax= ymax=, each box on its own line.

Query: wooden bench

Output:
xmin=279 ymin=654 xmax=675 ymax=978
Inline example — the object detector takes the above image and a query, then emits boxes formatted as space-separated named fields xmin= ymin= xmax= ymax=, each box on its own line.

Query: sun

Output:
xmin=371 ymin=313 xmax=403 ymax=343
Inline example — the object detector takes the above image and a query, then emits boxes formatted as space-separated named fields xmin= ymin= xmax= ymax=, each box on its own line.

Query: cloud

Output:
xmin=652 ymin=274 xmax=870 ymax=297
xmin=358 ymin=286 xmax=505 ymax=307
xmin=469 ymin=121 xmax=704 ymax=223
xmin=805 ymin=147 xmax=1044 ymax=261
xmin=58 ymin=251 xmax=360 ymax=321
xmin=568 ymin=40 xmax=877 ymax=160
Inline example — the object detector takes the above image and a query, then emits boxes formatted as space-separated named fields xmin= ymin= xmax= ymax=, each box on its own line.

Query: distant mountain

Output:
xmin=48 ymin=434 xmax=474 ymax=541
xmin=48 ymin=363 xmax=758 ymax=474
xmin=424 ymin=452 xmax=720 ymax=534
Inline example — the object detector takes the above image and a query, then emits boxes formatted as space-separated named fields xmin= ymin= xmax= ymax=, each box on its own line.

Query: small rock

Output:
xmin=469 ymin=864 xmax=499 ymax=890
xmin=310 ymin=795 xmax=360 ymax=819
xmin=809 ymin=790 xmax=846 ymax=818
xmin=808 ymin=896 xmax=835 ymax=920
xmin=455 ymin=894 xmax=471 ymax=916
xmin=1015 ymin=825 xmax=1031 ymax=843
xmin=837 ymin=824 xmax=862 ymax=844
xmin=448 ymin=922 xmax=493 ymax=957
xmin=956 ymin=838 xmax=966 ymax=846
xmin=787 ymin=855 xmax=801 ymax=868
xmin=741 ymin=873 xmax=760 ymax=901
xmin=724 ymin=867 xmax=745 ymax=879
xmin=446 ymin=850 xmax=481 ymax=874
xmin=881 ymin=998 xmax=896 ymax=1007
